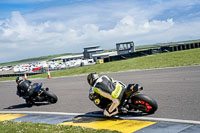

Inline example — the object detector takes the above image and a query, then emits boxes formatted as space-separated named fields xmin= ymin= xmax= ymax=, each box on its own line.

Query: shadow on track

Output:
xmin=4 ymin=103 xmax=50 ymax=109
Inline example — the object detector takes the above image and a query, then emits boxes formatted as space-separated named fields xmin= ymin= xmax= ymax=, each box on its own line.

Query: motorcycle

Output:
xmin=89 ymin=82 xmax=158 ymax=115
xmin=17 ymin=83 xmax=58 ymax=106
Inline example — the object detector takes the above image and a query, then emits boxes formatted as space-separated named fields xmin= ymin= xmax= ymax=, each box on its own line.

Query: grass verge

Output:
xmin=0 ymin=121 xmax=119 ymax=133
xmin=0 ymin=48 xmax=200 ymax=81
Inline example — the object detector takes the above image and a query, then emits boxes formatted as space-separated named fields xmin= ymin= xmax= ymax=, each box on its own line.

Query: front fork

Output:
xmin=119 ymin=84 xmax=143 ymax=112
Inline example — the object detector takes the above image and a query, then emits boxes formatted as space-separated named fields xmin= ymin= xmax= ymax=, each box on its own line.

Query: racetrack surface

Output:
xmin=1 ymin=65 xmax=200 ymax=121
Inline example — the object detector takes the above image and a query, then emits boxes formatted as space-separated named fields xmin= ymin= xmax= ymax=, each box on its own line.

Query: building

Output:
xmin=116 ymin=41 xmax=135 ymax=55
xmin=52 ymin=54 xmax=83 ymax=62
xmin=83 ymin=46 xmax=104 ymax=59
xmin=92 ymin=51 xmax=117 ymax=62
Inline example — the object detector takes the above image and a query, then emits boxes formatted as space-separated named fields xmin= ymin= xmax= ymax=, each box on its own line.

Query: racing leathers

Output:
xmin=17 ymin=80 xmax=34 ymax=98
xmin=89 ymin=75 xmax=125 ymax=117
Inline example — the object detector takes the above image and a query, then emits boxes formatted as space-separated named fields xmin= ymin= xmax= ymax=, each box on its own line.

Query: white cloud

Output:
xmin=0 ymin=0 xmax=200 ymax=63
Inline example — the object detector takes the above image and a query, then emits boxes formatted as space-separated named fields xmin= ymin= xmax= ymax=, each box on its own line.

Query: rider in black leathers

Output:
xmin=16 ymin=76 xmax=35 ymax=98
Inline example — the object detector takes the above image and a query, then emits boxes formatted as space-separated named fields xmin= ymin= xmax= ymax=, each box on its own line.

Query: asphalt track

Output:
xmin=0 ymin=65 xmax=200 ymax=132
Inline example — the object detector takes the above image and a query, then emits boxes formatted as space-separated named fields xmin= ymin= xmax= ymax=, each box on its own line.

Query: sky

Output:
xmin=0 ymin=0 xmax=200 ymax=63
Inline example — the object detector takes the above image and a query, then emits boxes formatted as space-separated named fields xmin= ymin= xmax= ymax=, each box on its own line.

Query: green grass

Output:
xmin=0 ymin=48 xmax=200 ymax=81
xmin=0 ymin=121 xmax=119 ymax=133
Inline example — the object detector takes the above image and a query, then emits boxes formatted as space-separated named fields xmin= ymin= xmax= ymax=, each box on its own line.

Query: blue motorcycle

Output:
xmin=17 ymin=83 xmax=58 ymax=106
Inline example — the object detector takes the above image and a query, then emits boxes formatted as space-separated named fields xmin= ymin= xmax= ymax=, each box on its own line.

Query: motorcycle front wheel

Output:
xmin=131 ymin=94 xmax=158 ymax=114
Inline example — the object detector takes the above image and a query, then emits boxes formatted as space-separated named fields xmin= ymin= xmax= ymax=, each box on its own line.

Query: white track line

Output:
xmin=120 ymin=116 xmax=200 ymax=125
xmin=107 ymin=65 xmax=200 ymax=74
xmin=1 ymin=111 xmax=200 ymax=125
xmin=0 ymin=111 xmax=83 ymax=116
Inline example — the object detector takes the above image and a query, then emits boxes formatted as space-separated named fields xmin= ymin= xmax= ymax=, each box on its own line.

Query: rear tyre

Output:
xmin=131 ymin=94 xmax=158 ymax=114
xmin=44 ymin=91 xmax=58 ymax=103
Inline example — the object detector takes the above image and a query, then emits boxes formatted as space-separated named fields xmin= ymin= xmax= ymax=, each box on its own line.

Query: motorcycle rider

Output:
xmin=16 ymin=76 xmax=35 ymax=98
xmin=87 ymin=72 xmax=126 ymax=117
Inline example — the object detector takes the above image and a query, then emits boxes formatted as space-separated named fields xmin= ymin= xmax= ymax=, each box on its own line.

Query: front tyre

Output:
xmin=131 ymin=94 xmax=158 ymax=114
xmin=44 ymin=91 xmax=58 ymax=103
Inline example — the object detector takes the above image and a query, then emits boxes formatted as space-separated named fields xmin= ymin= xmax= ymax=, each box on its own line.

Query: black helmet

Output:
xmin=16 ymin=76 xmax=23 ymax=84
xmin=87 ymin=72 xmax=99 ymax=86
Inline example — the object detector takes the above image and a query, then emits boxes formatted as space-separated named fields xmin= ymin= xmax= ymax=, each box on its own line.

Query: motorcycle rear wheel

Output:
xmin=131 ymin=94 xmax=158 ymax=114
xmin=44 ymin=91 xmax=58 ymax=103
